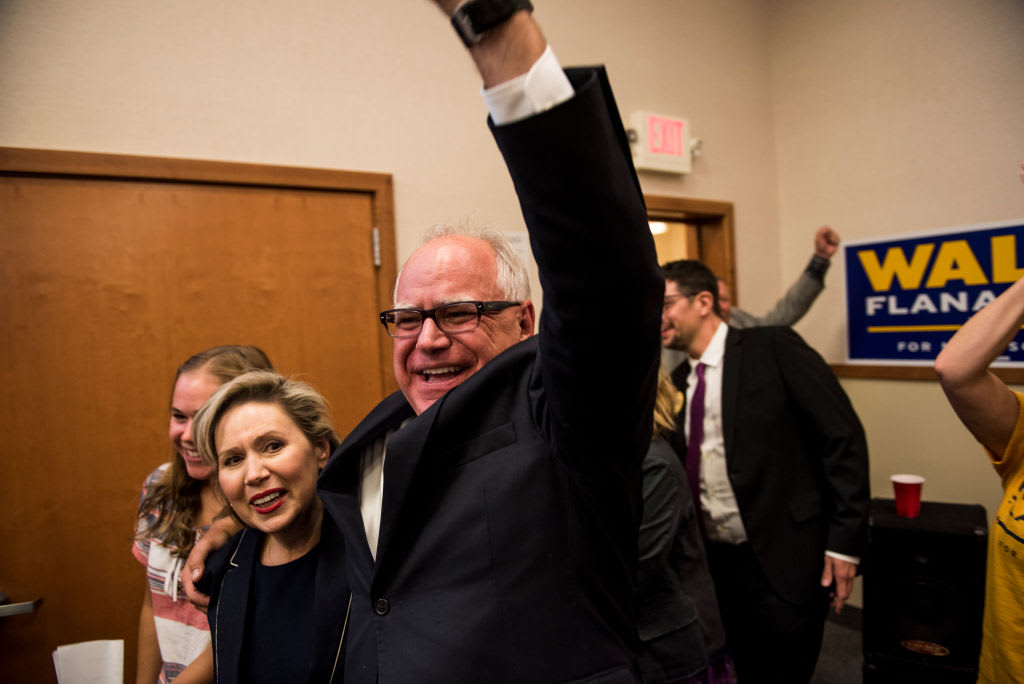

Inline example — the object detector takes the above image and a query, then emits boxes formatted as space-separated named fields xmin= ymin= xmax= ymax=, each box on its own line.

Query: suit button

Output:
xmin=374 ymin=598 xmax=390 ymax=615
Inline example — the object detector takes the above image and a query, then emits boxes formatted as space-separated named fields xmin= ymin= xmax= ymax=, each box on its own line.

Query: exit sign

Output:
xmin=631 ymin=111 xmax=692 ymax=174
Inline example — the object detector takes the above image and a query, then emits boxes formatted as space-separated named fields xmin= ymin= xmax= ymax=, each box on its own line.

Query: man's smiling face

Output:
xmin=392 ymin=235 xmax=533 ymax=414
xmin=661 ymin=281 xmax=704 ymax=354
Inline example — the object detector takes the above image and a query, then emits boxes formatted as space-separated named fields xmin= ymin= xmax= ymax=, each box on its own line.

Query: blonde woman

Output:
xmin=193 ymin=371 xmax=347 ymax=683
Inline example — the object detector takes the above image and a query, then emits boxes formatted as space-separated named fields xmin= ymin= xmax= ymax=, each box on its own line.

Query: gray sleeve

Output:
xmin=732 ymin=255 xmax=829 ymax=328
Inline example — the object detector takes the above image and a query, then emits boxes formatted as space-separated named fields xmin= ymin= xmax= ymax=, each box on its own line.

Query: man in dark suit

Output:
xmin=188 ymin=4 xmax=661 ymax=679
xmin=311 ymin=8 xmax=662 ymax=682
xmin=317 ymin=3 xmax=661 ymax=682
xmin=187 ymin=2 xmax=660 ymax=678
xmin=660 ymin=259 xmax=869 ymax=684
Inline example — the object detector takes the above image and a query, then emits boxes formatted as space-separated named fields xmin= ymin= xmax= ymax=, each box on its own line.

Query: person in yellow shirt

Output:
xmin=934 ymin=161 xmax=1024 ymax=684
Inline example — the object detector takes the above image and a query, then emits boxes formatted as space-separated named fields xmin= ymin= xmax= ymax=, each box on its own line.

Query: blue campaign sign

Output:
xmin=844 ymin=219 xmax=1024 ymax=365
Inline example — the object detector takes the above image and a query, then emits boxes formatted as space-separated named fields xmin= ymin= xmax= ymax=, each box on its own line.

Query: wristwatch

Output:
xmin=451 ymin=0 xmax=534 ymax=47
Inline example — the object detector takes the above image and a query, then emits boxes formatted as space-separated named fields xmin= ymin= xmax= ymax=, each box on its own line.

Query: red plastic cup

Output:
xmin=891 ymin=474 xmax=925 ymax=518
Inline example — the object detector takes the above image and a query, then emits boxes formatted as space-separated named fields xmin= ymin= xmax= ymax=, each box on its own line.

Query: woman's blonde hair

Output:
xmin=194 ymin=370 xmax=340 ymax=471
xmin=652 ymin=370 xmax=682 ymax=441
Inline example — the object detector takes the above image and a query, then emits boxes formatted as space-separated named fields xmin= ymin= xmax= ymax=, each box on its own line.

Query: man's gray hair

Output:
xmin=394 ymin=223 xmax=531 ymax=303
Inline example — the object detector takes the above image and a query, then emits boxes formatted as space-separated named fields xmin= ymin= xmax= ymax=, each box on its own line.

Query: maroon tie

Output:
xmin=686 ymin=362 xmax=706 ymax=532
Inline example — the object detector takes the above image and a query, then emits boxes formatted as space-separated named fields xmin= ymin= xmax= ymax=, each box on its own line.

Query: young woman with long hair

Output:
xmin=133 ymin=345 xmax=273 ymax=684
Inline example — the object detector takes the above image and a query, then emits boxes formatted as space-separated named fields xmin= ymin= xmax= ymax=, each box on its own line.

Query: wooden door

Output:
xmin=0 ymin=147 xmax=397 ymax=682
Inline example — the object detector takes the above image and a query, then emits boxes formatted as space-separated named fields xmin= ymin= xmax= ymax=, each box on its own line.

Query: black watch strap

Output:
xmin=451 ymin=0 xmax=534 ymax=47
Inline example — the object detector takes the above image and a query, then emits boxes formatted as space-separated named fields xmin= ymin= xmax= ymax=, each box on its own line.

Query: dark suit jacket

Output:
xmin=317 ymin=66 xmax=663 ymax=684
xmin=671 ymin=325 xmax=870 ymax=605
xmin=201 ymin=520 xmax=349 ymax=683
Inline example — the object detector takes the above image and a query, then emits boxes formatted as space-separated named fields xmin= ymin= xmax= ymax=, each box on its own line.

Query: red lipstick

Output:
xmin=249 ymin=488 xmax=286 ymax=515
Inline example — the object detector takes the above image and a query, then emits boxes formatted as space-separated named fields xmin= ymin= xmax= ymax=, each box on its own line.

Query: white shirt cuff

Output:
xmin=825 ymin=550 xmax=860 ymax=565
xmin=482 ymin=45 xmax=574 ymax=125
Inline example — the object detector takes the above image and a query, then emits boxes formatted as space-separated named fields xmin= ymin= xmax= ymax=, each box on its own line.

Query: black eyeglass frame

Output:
xmin=662 ymin=292 xmax=697 ymax=310
xmin=379 ymin=300 xmax=522 ymax=338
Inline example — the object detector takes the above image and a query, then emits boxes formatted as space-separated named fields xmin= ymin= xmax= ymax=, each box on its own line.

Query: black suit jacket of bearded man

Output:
xmin=671 ymin=324 xmax=870 ymax=606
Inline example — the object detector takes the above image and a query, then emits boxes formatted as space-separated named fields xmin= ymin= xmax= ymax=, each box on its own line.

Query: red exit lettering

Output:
xmin=647 ymin=116 xmax=685 ymax=156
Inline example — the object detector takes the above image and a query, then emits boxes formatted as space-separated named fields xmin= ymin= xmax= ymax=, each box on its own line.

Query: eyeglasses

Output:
xmin=379 ymin=300 xmax=521 ymax=338
xmin=662 ymin=293 xmax=695 ymax=311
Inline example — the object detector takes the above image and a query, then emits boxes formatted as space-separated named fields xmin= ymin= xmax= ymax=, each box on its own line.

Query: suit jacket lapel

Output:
xmin=312 ymin=515 xmax=350 ymax=683
xmin=216 ymin=529 xmax=258 ymax=684
xmin=321 ymin=338 xmax=531 ymax=582
xmin=670 ymin=358 xmax=691 ymax=439
xmin=721 ymin=327 xmax=741 ymax=461
xmin=318 ymin=391 xmax=414 ymax=571
xmin=323 ymin=391 xmax=414 ymax=478
xmin=370 ymin=339 xmax=531 ymax=578
xmin=670 ymin=358 xmax=691 ymax=395
xmin=373 ymin=404 xmax=437 ymax=575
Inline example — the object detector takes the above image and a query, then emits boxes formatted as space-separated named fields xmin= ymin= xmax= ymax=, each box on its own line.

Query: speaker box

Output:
xmin=862 ymin=498 xmax=987 ymax=684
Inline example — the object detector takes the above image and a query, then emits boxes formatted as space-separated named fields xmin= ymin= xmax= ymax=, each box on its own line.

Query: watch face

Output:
xmin=451 ymin=0 xmax=534 ymax=47
xmin=451 ymin=10 xmax=481 ymax=47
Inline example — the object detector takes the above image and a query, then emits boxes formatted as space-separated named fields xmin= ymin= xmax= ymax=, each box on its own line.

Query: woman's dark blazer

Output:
xmin=636 ymin=434 xmax=726 ymax=683
xmin=201 ymin=518 xmax=349 ymax=683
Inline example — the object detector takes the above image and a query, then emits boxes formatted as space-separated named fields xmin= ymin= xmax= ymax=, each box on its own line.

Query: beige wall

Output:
xmin=3 ymin=0 xmax=1024 ymax=598
xmin=769 ymin=0 xmax=1024 ymax=524
xmin=0 ymin=0 xmax=782 ymax=312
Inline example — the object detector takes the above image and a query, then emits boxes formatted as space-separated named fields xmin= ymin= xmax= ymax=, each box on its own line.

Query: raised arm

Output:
xmin=428 ymin=1 xmax=545 ymax=87
xmin=751 ymin=226 xmax=837 ymax=327
xmin=435 ymin=0 xmax=660 ymax=478
xmin=490 ymin=66 xmax=661 ymax=479
xmin=934 ymin=277 xmax=1024 ymax=457
xmin=934 ymin=163 xmax=1024 ymax=456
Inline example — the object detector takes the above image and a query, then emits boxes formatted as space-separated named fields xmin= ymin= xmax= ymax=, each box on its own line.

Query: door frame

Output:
xmin=645 ymin=194 xmax=735 ymax=299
